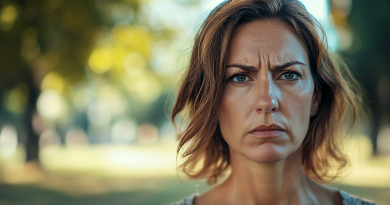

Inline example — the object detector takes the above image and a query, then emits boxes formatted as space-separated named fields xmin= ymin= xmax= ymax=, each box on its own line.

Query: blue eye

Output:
xmin=233 ymin=75 xmax=248 ymax=82
xmin=227 ymin=73 xmax=251 ymax=84
xmin=281 ymin=72 xmax=301 ymax=80
xmin=282 ymin=73 xmax=296 ymax=79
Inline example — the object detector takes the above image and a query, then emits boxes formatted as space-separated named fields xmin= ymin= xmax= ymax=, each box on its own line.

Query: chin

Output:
xmin=248 ymin=143 xmax=293 ymax=163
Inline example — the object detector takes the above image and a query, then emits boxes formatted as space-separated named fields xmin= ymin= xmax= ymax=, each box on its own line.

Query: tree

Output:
xmin=0 ymin=0 xmax=140 ymax=163
xmin=330 ymin=0 xmax=390 ymax=154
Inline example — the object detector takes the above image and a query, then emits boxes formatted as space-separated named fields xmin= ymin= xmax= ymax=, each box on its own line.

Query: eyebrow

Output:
xmin=226 ymin=61 xmax=306 ymax=71
xmin=273 ymin=61 xmax=306 ymax=70
xmin=225 ymin=64 xmax=257 ymax=71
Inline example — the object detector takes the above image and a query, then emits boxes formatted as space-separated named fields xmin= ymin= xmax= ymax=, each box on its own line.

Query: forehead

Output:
xmin=227 ymin=19 xmax=309 ymax=66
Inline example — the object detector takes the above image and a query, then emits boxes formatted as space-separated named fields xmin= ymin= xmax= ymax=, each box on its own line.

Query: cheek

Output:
xmin=218 ymin=86 xmax=252 ymax=140
xmin=281 ymin=81 xmax=314 ymax=138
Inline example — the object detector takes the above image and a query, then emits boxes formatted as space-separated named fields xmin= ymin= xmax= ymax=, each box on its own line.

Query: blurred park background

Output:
xmin=0 ymin=0 xmax=389 ymax=204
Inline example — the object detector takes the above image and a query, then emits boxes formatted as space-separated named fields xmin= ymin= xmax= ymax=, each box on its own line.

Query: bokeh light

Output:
xmin=5 ymin=83 xmax=28 ymax=114
xmin=37 ymin=90 xmax=66 ymax=120
xmin=124 ymin=71 xmax=162 ymax=102
xmin=39 ymin=129 xmax=61 ymax=149
xmin=97 ymin=85 xmax=127 ymax=117
xmin=41 ymin=72 xmax=67 ymax=93
xmin=89 ymin=48 xmax=113 ymax=74
xmin=0 ymin=5 xmax=17 ymax=31
xmin=21 ymin=28 xmax=40 ymax=60
xmin=87 ymin=102 xmax=112 ymax=127
xmin=65 ymin=127 xmax=89 ymax=149
xmin=0 ymin=125 xmax=18 ymax=159
xmin=111 ymin=119 xmax=137 ymax=144
xmin=137 ymin=123 xmax=159 ymax=145
xmin=124 ymin=52 xmax=146 ymax=75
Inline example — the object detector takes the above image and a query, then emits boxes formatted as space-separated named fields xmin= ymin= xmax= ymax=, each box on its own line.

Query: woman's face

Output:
xmin=219 ymin=19 xmax=320 ymax=163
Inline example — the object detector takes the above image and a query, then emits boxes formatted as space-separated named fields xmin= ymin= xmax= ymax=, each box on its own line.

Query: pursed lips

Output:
xmin=249 ymin=124 xmax=285 ymax=138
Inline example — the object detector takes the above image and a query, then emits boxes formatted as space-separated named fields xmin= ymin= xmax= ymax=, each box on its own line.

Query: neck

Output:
xmin=220 ymin=148 xmax=318 ymax=205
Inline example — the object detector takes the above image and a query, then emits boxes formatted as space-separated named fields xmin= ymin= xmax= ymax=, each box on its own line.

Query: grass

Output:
xmin=0 ymin=177 xmax=389 ymax=205
xmin=0 ymin=140 xmax=389 ymax=205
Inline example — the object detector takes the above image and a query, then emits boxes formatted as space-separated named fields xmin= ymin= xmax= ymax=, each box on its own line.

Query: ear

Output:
xmin=310 ymin=89 xmax=321 ymax=117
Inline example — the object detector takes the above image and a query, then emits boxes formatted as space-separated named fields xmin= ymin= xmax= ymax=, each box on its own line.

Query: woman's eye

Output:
xmin=232 ymin=74 xmax=248 ymax=82
xmin=281 ymin=72 xmax=300 ymax=80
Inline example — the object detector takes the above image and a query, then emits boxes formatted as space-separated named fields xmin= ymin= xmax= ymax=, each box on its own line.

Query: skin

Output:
xmin=194 ymin=19 xmax=342 ymax=205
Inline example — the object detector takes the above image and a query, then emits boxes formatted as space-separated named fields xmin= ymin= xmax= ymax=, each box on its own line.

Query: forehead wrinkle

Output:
xmin=228 ymin=42 xmax=260 ymax=69
xmin=243 ymin=54 xmax=259 ymax=68
xmin=269 ymin=45 xmax=307 ymax=67
xmin=258 ymin=52 xmax=270 ymax=71
xmin=259 ymin=51 xmax=293 ymax=71
xmin=228 ymin=19 xmax=309 ymax=71
xmin=275 ymin=52 xmax=294 ymax=65
xmin=275 ymin=53 xmax=284 ymax=66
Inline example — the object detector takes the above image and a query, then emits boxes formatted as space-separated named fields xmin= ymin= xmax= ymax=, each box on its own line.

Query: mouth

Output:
xmin=249 ymin=124 xmax=285 ymax=138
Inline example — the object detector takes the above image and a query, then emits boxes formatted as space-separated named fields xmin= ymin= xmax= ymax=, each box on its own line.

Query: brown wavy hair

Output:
xmin=171 ymin=0 xmax=364 ymax=185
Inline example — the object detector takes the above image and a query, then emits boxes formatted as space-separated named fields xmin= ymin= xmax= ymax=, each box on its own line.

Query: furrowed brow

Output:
xmin=226 ymin=64 xmax=257 ymax=71
xmin=272 ymin=61 xmax=306 ymax=70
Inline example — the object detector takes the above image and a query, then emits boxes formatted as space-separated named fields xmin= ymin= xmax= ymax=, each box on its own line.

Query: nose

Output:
xmin=255 ymin=75 xmax=279 ymax=113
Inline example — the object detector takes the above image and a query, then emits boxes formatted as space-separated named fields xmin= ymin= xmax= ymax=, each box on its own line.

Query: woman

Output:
xmin=170 ymin=0 xmax=377 ymax=204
